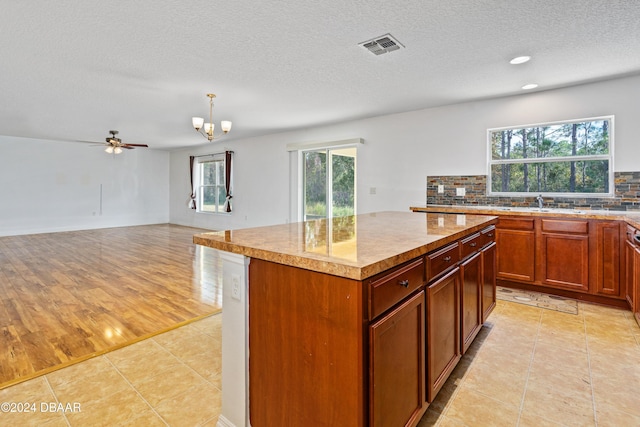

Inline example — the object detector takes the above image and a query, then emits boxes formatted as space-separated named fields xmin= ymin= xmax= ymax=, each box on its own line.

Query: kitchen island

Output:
xmin=194 ymin=211 xmax=498 ymax=427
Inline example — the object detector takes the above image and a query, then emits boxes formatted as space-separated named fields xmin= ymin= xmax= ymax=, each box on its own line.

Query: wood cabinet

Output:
xmin=538 ymin=219 xmax=590 ymax=292
xmin=426 ymin=267 xmax=461 ymax=402
xmin=460 ymin=251 xmax=482 ymax=354
xmin=248 ymin=259 xmax=366 ymax=427
xmin=247 ymin=223 xmax=497 ymax=427
xmin=497 ymin=217 xmax=628 ymax=306
xmin=624 ymin=225 xmax=640 ymax=326
xmin=368 ymin=259 xmax=427 ymax=427
xmin=592 ymin=221 xmax=622 ymax=297
xmin=481 ymin=241 xmax=497 ymax=322
xmin=496 ymin=217 xmax=535 ymax=282
xmin=370 ymin=291 xmax=426 ymax=427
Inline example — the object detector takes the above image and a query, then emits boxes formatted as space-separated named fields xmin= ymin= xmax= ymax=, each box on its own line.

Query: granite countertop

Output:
xmin=410 ymin=205 xmax=640 ymax=229
xmin=193 ymin=211 xmax=497 ymax=280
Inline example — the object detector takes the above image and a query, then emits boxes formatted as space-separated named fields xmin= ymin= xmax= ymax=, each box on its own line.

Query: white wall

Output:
xmin=169 ymin=74 xmax=640 ymax=231
xmin=0 ymin=136 xmax=169 ymax=236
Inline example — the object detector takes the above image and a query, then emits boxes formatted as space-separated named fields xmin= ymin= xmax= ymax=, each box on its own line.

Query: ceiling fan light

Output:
xmin=105 ymin=146 xmax=114 ymax=154
xmin=192 ymin=117 xmax=204 ymax=131
xmin=221 ymin=121 xmax=232 ymax=133
xmin=114 ymin=147 xmax=123 ymax=154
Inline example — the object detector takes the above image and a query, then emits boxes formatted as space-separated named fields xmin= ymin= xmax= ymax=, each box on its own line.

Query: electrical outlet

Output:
xmin=369 ymin=187 xmax=377 ymax=195
xmin=456 ymin=187 xmax=466 ymax=197
xmin=437 ymin=185 xmax=444 ymax=194
xmin=231 ymin=274 xmax=241 ymax=301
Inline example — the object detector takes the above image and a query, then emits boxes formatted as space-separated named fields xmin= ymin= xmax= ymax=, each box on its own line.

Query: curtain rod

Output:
xmin=191 ymin=151 xmax=234 ymax=158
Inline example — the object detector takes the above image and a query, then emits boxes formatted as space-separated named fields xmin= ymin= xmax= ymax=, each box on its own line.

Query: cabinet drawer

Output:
xmin=479 ymin=225 xmax=496 ymax=248
xmin=541 ymin=219 xmax=588 ymax=234
xmin=498 ymin=217 xmax=534 ymax=230
xmin=426 ymin=242 xmax=460 ymax=282
xmin=369 ymin=258 xmax=425 ymax=320
xmin=460 ymin=233 xmax=482 ymax=259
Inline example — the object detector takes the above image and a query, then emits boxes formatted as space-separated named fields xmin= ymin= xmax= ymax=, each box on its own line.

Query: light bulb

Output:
xmin=192 ymin=117 xmax=204 ymax=131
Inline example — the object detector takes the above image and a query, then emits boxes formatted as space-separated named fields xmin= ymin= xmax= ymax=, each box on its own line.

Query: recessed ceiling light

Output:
xmin=522 ymin=83 xmax=538 ymax=90
xmin=510 ymin=56 xmax=531 ymax=65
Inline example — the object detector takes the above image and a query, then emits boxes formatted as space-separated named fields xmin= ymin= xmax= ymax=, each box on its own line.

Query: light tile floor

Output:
xmin=1 ymin=301 xmax=639 ymax=426
xmin=0 ymin=313 xmax=222 ymax=427
xmin=419 ymin=300 xmax=640 ymax=427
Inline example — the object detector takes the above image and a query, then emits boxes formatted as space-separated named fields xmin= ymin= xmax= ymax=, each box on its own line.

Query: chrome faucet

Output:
xmin=536 ymin=194 xmax=544 ymax=209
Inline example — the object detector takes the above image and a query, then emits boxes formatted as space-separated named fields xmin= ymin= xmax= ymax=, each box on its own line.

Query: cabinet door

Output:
xmin=370 ymin=290 xmax=426 ymax=427
xmin=591 ymin=221 xmax=621 ymax=297
xmin=426 ymin=267 xmax=461 ymax=403
xmin=634 ymin=245 xmax=640 ymax=326
xmin=482 ymin=242 xmax=497 ymax=323
xmin=496 ymin=228 xmax=535 ymax=282
xmin=625 ymin=237 xmax=636 ymax=309
xmin=460 ymin=252 xmax=482 ymax=354
xmin=539 ymin=232 xmax=589 ymax=291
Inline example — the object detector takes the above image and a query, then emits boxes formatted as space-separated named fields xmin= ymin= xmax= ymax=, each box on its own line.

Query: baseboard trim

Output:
xmin=216 ymin=414 xmax=236 ymax=427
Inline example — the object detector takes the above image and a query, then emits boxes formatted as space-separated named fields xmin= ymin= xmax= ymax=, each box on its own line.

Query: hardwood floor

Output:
xmin=0 ymin=224 xmax=222 ymax=388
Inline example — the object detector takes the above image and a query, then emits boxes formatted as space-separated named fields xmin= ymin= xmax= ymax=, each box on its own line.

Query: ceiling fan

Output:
xmin=85 ymin=130 xmax=149 ymax=154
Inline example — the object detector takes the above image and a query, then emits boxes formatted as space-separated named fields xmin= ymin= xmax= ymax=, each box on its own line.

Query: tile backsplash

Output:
xmin=427 ymin=172 xmax=640 ymax=211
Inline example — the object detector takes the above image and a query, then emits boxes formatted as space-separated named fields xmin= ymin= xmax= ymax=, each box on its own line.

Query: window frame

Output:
xmin=486 ymin=115 xmax=614 ymax=198
xmin=195 ymin=154 xmax=229 ymax=214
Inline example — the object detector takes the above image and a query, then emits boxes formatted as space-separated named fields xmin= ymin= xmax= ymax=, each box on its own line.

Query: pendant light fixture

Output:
xmin=191 ymin=93 xmax=232 ymax=141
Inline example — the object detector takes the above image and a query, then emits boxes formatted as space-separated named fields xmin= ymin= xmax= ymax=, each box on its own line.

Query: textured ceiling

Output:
xmin=1 ymin=0 xmax=639 ymax=150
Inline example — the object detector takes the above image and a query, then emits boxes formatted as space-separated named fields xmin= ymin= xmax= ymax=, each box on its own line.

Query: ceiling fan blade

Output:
xmin=121 ymin=145 xmax=135 ymax=149
xmin=122 ymin=144 xmax=149 ymax=148
xmin=76 ymin=139 xmax=105 ymax=144
xmin=76 ymin=140 xmax=110 ymax=147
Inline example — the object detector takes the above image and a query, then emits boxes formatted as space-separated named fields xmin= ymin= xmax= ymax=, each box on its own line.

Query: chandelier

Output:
xmin=191 ymin=93 xmax=232 ymax=141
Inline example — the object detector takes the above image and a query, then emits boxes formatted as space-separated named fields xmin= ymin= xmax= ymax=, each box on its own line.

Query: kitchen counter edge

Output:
xmin=193 ymin=213 xmax=498 ymax=281
xmin=410 ymin=205 xmax=640 ymax=229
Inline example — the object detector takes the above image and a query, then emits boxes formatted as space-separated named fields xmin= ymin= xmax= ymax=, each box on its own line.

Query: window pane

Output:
xmin=332 ymin=153 xmax=355 ymax=217
xmin=491 ymin=119 xmax=610 ymax=161
xmin=217 ymin=161 xmax=226 ymax=187
xmin=201 ymin=186 xmax=217 ymax=212
xmin=202 ymin=162 xmax=217 ymax=185
xmin=491 ymin=160 xmax=609 ymax=193
xmin=304 ymin=151 xmax=326 ymax=219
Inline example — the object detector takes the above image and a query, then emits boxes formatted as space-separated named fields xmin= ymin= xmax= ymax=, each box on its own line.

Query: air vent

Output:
xmin=359 ymin=33 xmax=404 ymax=56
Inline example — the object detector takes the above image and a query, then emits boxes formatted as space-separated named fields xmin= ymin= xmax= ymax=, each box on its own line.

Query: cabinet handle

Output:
xmin=487 ymin=233 xmax=494 ymax=238
xmin=398 ymin=279 xmax=409 ymax=288
xmin=443 ymin=256 xmax=452 ymax=262
xmin=470 ymin=242 xmax=477 ymax=247
xmin=634 ymin=234 xmax=640 ymax=245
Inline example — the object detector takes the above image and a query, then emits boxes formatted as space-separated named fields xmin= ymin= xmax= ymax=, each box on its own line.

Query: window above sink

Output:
xmin=487 ymin=116 xmax=614 ymax=198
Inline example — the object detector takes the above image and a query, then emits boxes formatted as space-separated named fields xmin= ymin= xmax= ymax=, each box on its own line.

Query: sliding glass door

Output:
xmin=303 ymin=147 xmax=356 ymax=221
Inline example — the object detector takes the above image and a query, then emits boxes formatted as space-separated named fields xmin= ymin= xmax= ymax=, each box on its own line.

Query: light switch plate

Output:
xmin=437 ymin=185 xmax=444 ymax=194
xmin=456 ymin=187 xmax=466 ymax=197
